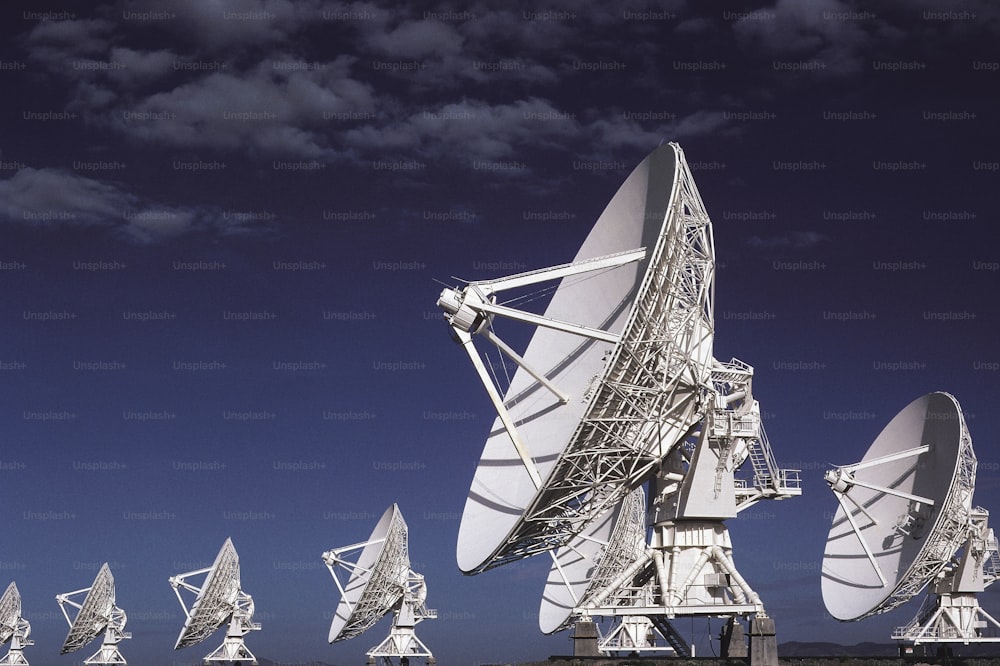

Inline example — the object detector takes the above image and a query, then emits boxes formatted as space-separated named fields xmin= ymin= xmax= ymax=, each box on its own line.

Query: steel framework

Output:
xmin=893 ymin=508 xmax=1000 ymax=643
xmin=574 ymin=362 xmax=799 ymax=633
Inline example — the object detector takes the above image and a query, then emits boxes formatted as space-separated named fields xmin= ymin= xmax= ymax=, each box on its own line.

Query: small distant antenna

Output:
xmin=170 ymin=538 xmax=260 ymax=665
xmin=57 ymin=564 xmax=130 ymax=665
xmin=323 ymin=504 xmax=437 ymax=666
xmin=0 ymin=582 xmax=32 ymax=666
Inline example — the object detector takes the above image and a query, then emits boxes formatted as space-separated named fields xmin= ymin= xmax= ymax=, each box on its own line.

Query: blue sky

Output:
xmin=1 ymin=0 xmax=999 ymax=664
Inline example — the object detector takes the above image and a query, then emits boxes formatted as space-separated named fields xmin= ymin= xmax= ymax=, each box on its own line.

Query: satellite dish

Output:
xmin=539 ymin=488 xmax=685 ymax=655
xmin=323 ymin=504 xmax=437 ymax=665
xmin=438 ymin=142 xmax=715 ymax=574
xmin=822 ymin=392 xmax=975 ymax=620
xmin=0 ymin=582 xmax=32 ymax=665
xmin=539 ymin=487 xmax=647 ymax=635
xmin=824 ymin=392 xmax=1000 ymax=644
xmin=439 ymin=142 xmax=802 ymax=661
xmin=56 ymin=563 xmax=131 ymax=665
xmin=169 ymin=537 xmax=260 ymax=665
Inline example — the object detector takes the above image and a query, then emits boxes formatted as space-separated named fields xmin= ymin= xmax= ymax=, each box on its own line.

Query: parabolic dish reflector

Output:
xmin=0 ymin=582 xmax=21 ymax=645
xmin=539 ymin=487 xmax=646 ymax=634
xmin=456 ymin=142 xmax=715 ymax=573
xmin=61 ymin=563 xmax=115 ymax=654
xmin=328 ymin=504 xmax=409 ymax=643
xmin=175 ymin=538 xmax=241 ymax=649
xmin=822 ymin=392 xmax=975 ymax=621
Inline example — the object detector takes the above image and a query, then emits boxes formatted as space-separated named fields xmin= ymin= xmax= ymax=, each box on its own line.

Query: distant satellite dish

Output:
xmin=0 ymin=582 xmax=32 ymax=665
xmin=170 ymin=538 xmax=260 ymax=665
xmin=822 ymin=392 xmax=975 ymax=620
xmin=323 ymin=504 xmax=437 ymax=665
xmin=438 ymin=142 xmax=715 ymax=574
xmin=0 ymin=584 xmax=21 ymax=647
xmin=540 ymin=487 xmax=646 ymax=635
xmin=56 ymin=563 xmax=130 ymax=665
xmin=824 ymin=392 xmax=1000 ymax=645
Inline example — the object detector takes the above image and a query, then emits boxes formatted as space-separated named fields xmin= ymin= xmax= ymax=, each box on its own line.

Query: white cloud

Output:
xmin=732 ymin=0 xmax=883 ymax=74
xmin=368 ymin=19 xmax=465 ymax=58
xmin=115 ymin=57 xmax=375 ymax=157
xmin=747 ymin=231 xmax=830 ymax=250
xmin=0 ymin=168 xmax=132 ymax=225
xmin=581 ymin=110 xmax=730 ymax=159
xmin=343 ymin=97 xmax=579 ymax=163
xmin=0 ymin=168 xmax=268 ymax=243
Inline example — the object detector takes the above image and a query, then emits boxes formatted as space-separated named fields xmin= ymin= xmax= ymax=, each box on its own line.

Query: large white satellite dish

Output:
xmin=439 ymin=142 xmax=715 ymax=574
xmin=438 ymin=142 xmax=801 ymax=663
xmin=323 ymin=504 xmax=437 ymax=666
xmin=170 ymin=538 xmax=261 ymax=665
xmin=0 ymin=582 xmax=32 ymax=666
xmin=823 ymin=391 xmax=1000 ymax=644
xmin=56 ymin=563 xmax=130 ymax=665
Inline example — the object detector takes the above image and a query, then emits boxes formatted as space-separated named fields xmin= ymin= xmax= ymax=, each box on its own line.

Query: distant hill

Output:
xmin=256 ymin=659 xmax=339 ymax=666
xmin=778 ymin=641 xmax=900 ymax=657
xmin=779 ymin=641 xmax=1000 ymax=658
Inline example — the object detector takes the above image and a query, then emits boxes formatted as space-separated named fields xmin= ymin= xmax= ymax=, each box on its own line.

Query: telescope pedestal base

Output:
xmin=749 ymin=615 xmax=777 ymax=666
xmin=572 ymin=620 xmax=600 ymax=656
xmin=720 ymin=616 xmax=747 ymax=658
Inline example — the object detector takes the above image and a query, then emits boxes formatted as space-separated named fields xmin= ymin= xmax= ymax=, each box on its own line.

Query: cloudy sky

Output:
xmin=1 ymin=0 xmax=999 ymax=664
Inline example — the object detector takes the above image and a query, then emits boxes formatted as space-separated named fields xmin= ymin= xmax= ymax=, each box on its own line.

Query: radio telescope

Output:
xmin=169 ymin=538 xmax=261 ymax=665
xmin=323 ymin=504 xmax=437 ymax=666
xmin=823 ymin=391 xmax=1000 ymax=645
xmin=56 ymin=564 xmax=130 ymax=665
xmin=437 ymin=142 xmax=800 ymax=662
xmin=0 ymin=582 xmax=32 ymax=666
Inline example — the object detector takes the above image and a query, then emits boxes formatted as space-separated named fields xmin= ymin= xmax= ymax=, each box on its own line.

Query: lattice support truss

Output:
xmin=893 ymin=593 xmax=1000 ymax=643
xmin=82 ymin=607 xmax=130 ymax=666
xmin=893 ymin=508 xmax=1000 ymax=644
xmin=599 ymin=616 xmax=678 ymax=654
xmin=200 ymin=593 xmax=259 ymax=665
xmin=579 ymin=532 xmax=763 ymax=621
xmin=0 ymin=619 xmax=32 ymax=666
xmin=708 ymin=358 xmax=801 ymax=511
xmin=365 ymin=573 xmax=437 ymax=666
